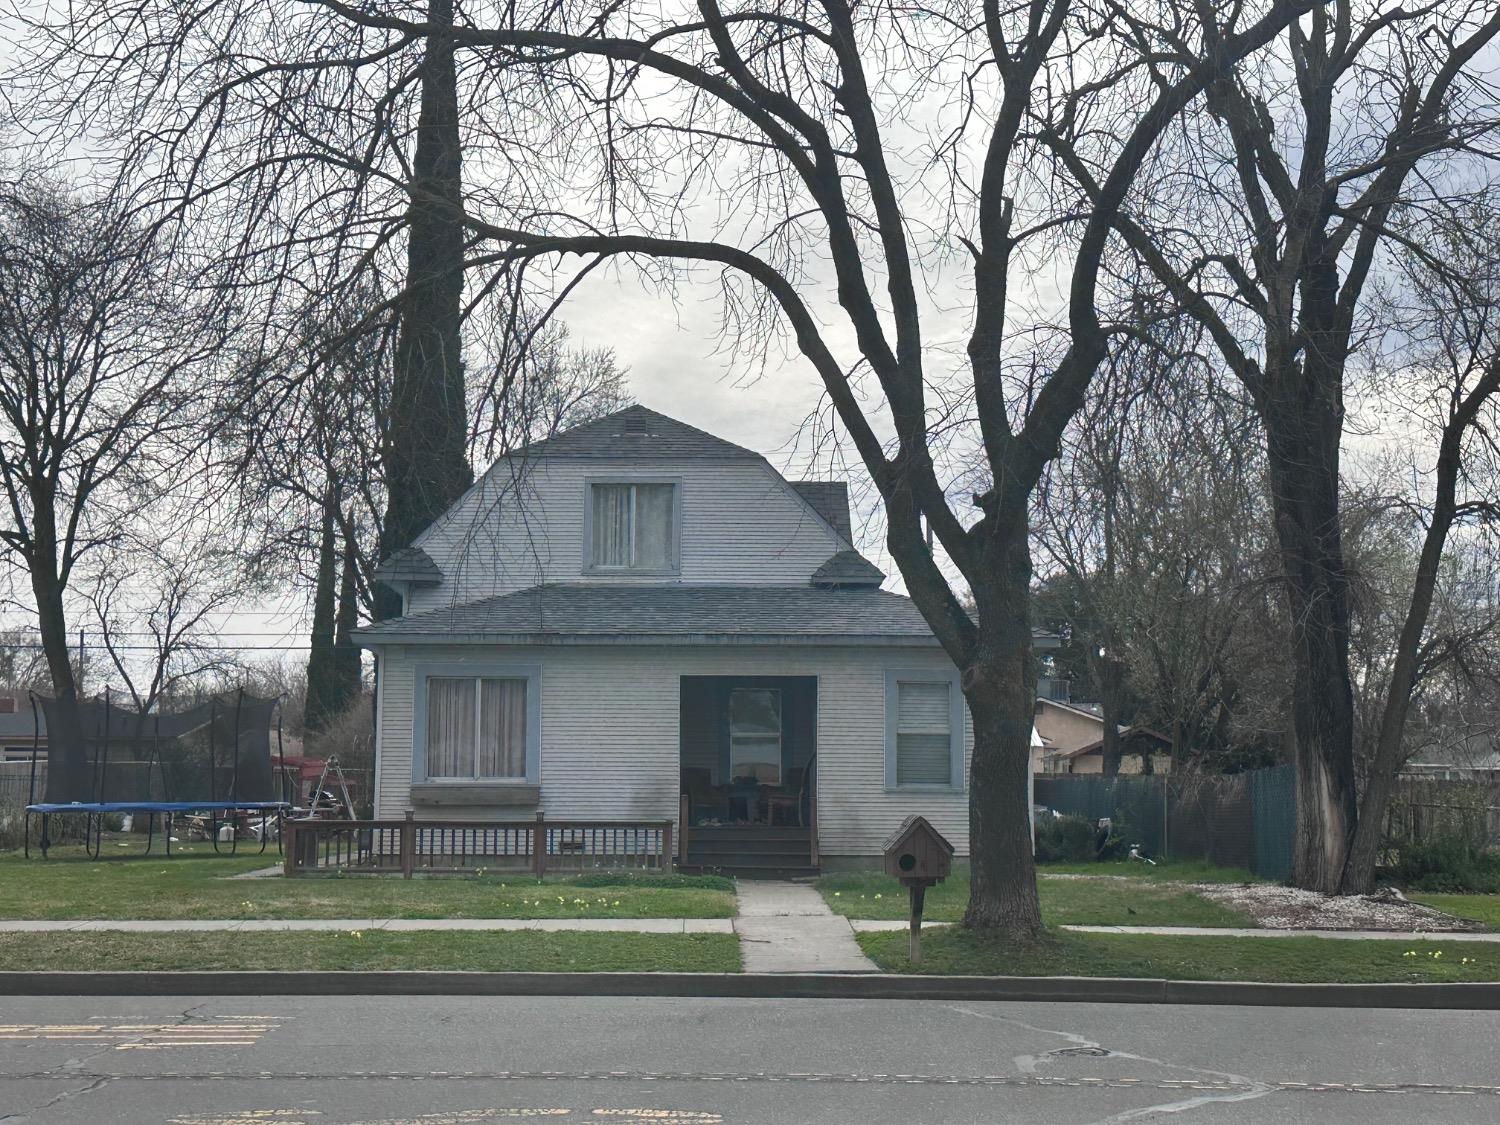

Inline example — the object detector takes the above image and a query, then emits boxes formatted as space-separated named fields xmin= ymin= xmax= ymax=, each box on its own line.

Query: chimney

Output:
xmin=0 ymin=697 xmax=15 ymax=714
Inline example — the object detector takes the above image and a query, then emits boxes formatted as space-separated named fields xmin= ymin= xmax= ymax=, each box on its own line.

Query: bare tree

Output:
xmin=79 ymin=533 xmax=248 ymax=713
xmin=0 ymin=175 xmax=221 ymax=788
xmin=1082 ymin=2 xmax=1500 ymax=890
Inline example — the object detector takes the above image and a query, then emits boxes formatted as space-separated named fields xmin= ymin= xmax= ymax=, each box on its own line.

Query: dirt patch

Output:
xmin=1189 ymin=883 xmax=1485 ymax=932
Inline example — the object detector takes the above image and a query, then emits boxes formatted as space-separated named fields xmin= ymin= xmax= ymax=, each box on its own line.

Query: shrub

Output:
xmin=1034 ymin=814 xmax=1097 ymax=863
xmin=1391 ymin=835 xmax=1500 ymax=894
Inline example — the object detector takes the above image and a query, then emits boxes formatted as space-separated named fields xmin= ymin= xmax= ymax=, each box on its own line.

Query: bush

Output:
xmin=1391 ymin=835 xmax=1500 ymax=893
xmin=1034 ymin=814 xmax=1097 ymax=863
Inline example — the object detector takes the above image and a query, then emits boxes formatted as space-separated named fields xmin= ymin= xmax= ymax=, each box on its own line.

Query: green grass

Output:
xmin=859 ymin=928 xmax=1499 ymax=982
xmin=1408 ymin=893 xmax=1500 ymax=930
xmin=0 ymin=930 xmax=741 ymax=972
xmin=0 ymin=849 xmax=736 ymax=920
xmin=818 ymin=865 xmax=1251 ymax=927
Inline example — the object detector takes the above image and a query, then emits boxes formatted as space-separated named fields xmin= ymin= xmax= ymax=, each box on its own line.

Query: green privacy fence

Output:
xmin=1034 ymin=764 xmax=1296 ymax=881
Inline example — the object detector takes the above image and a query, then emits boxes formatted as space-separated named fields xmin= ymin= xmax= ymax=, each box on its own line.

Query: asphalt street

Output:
xmin=1 ymin=994 xmax=1497 ymax=1124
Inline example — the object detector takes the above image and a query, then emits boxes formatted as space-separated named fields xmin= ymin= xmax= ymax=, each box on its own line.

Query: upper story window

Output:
xmin=587 ymin=480 xmax=679 ymax=572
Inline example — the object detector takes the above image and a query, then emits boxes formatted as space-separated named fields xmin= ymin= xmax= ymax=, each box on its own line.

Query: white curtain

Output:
xmin=897 ymin=681 xmax=951 ymax=785
xmin=592 ymin=484 xmax=632 ymax=567
xmin=634 ymin=484 xmax=675 ymax=569
xmin=426 ymin=678 xmax=475 ymax=779
xmin=478 ymin=678 xmax=527 ymax=778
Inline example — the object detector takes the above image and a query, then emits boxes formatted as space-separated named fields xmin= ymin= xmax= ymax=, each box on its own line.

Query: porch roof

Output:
xmin=356 ymin=583 xmax=957 ymax=647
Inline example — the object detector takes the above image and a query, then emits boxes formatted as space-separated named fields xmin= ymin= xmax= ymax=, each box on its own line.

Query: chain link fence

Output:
xmin=1034 ymin=764 xmax=1297 ymax=880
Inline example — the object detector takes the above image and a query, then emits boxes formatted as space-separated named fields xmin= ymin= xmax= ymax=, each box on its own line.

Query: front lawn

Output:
xmin=858 ymin=928 xmax=1499 ymax=982
xmin=0 ymin=850 xmax=736 ymax=920
xmin=818 ymin=864 xmax=1252 ymax=927
xmin=1407 ymin=893 xmax=1500 ymax=931
xmin=0 ymin=930 xmax=741 ymax=972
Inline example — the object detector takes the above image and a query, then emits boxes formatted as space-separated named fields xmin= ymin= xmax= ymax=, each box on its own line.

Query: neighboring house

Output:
xmin=1033 ymin=698 xmax=1107 ymax=772
xmin=1053 ymin=727 xmax=1173 ymax=776
xmin=1033 ymin=699 xmax=1174 ymax=775
xmin=357 ymin=405 xmax=1056 ymax=871
xmin=0 ymin=698 xmax=46 ymax=765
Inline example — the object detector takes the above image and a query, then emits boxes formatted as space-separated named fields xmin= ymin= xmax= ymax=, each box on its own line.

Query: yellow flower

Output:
xmin=348 ymin=930 xmax=364 ymax=940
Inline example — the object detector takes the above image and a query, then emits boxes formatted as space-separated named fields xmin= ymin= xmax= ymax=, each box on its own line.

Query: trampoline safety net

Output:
xmin=36 ymin=692 xmax=281 ymax=806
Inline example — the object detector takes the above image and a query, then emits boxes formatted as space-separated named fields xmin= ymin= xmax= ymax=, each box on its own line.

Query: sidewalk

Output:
xmin=732 ymin=880 xmax=878 ymax=973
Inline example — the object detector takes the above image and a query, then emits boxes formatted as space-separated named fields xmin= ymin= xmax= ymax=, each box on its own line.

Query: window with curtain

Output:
xmin=895 ymin=680 xmax=953 ymax=785
xmin=729 ymin=688 xmax=781 ymax=784
xmin=425 ymin=677 xmax=527 ymax=780
xmin=589 ymin=482 xmax=676 ymax=570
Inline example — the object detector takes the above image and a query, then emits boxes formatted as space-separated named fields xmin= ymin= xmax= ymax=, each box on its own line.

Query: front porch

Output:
xmin=678 ymin=675 xmax=818 ymax=875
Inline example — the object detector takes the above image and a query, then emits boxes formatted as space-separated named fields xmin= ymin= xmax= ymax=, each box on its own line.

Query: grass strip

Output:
xmin=819 ymin=866 xmax=1251 ymax=927
xmin=858 ymin=927 xmax=1499 ymax=982
xmin=0 ymin=930 xmax=741 ymax=973
xmin=0 ymin=850 xmax=736 ymax=921
xmin=1407 ymin=893 xmax=1500 ymax=931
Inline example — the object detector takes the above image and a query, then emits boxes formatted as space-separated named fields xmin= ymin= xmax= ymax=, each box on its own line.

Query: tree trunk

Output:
xmin=29 ymin=541 xmax=84 ymax=801
xmin=1263 ymin=370 xmax=1358 ymax=893
xmin=304 ymin=496 xmax=338 ymax=733
xmin=376 ymin=0 xmax=472 ymax=620
xmin=960 ymin=532 xmax=1045 ymax=941
xmin=1093 ymin=647 xmax=1126 ymax=776
xmin=331 ymin=526 xmax=363 ymax=714
xmin=1339 ymin=379 xmax=1490 ymax=893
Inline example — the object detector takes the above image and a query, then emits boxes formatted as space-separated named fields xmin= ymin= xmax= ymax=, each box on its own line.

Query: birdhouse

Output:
xmin=882 ymin=815 xmax=954 ymax=887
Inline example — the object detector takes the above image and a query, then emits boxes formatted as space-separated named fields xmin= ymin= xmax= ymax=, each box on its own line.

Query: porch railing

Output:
xmin=283 ymin=811 xmax=673 ymax=878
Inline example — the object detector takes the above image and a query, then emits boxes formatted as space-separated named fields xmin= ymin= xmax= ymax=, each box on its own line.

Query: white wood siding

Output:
xmin=406 ymin=457 xmax=844 ymax=613
xmin=372 ymin=643 xmax=975 ymax=858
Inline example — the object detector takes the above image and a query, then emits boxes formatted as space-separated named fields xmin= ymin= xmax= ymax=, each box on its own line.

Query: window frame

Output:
xmin=411 ymin=662 xmax=541 ymax=786
xmin=581 ymin=476 xmax=683 ymax=575
xmin=883 ymin=668 xmax=965 ymax=791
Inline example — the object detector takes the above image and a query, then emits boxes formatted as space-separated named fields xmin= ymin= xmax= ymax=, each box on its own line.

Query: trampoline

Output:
xmin=22 ymin=688 xmax=293 ymax=859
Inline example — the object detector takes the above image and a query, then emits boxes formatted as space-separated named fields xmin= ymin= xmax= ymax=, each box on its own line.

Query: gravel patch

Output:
xmin=1189 ymin=883 xmax=1485 ymax=932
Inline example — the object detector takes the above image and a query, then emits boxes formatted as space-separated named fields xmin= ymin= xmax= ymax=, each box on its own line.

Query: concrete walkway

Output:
xmin=732 ymin=879 xmax=878 ymax=973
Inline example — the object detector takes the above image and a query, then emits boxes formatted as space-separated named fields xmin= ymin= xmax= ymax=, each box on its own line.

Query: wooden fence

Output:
xmin=283 ymin=812 xmax=674 ymax=878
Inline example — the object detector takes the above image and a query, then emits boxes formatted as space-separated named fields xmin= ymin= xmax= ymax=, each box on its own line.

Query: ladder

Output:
xmin=308 ymin=754 xmax=357 ymax=819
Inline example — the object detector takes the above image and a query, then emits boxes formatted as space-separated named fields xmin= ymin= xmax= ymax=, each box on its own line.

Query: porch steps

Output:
xmin=680 ymin=826 xmax=816 ymax=878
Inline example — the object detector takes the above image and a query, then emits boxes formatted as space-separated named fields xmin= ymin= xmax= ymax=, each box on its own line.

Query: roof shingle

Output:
xmin=356 ymin=583 xmax=940 ymax=645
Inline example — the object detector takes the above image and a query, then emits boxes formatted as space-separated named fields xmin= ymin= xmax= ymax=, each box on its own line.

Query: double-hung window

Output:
xmin=587 ymin=481 xmax=678 ymax=572
xmin=885 ymin=672 xmax=963 ymax=788
xmin=424 ymin=675 xmax=529 ymax=781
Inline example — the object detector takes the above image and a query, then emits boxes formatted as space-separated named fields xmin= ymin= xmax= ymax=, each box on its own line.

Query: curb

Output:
xmin=2 ymin=971 xmax=1498 ymax=1009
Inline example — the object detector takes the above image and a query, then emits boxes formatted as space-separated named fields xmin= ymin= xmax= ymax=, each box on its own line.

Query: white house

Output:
xmin=358 ymin=405 xmax=1049 ymax=871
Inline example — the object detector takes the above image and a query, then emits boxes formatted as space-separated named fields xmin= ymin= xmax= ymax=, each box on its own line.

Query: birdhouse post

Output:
xmin=881 ymin=815 xmax=955 ymax=966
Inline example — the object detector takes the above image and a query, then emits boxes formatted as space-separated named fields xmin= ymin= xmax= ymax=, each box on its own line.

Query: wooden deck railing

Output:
xmin=283 ymin=811 xmax=673 ymax=878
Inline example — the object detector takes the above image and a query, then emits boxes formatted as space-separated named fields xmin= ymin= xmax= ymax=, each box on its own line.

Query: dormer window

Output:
xmin=586 ymin=479 xmax=680 ymax=573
